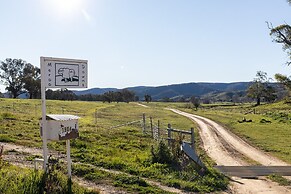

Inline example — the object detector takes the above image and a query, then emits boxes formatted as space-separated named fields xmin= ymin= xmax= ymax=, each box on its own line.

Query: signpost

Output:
xmin=40 ymin=57 xmax=88 ymax=178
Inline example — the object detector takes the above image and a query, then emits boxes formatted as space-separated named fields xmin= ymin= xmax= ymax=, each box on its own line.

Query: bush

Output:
xmin=151 ymin=141 xmax=174 ymax=165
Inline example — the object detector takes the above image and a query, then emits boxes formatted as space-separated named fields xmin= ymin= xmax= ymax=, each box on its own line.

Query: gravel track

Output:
xmin=169 ymin=108 xmax=291 ymax=194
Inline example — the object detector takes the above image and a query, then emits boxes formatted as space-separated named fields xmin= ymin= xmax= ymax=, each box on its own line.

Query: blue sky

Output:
xmin=0 ymin=0 xmax=290 ymax=92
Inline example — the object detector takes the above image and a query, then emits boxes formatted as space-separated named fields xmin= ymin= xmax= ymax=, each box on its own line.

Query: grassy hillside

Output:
xmin=0 ymin=98 xmax=228 ymax=193
xmin=165 ymin=101 xmax=291 ymax=163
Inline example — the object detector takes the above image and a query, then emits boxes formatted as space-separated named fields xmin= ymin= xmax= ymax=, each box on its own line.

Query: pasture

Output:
xmin=0 ymin=98 xmax=227 ymax=193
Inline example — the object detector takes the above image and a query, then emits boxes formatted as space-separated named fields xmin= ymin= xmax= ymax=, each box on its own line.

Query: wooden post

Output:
xmin=142 ymin=113 xmax=146 ymax=133
xmin=66 ymin=140 xmax=72 ymax=178
xmin=191 ymin=127 xmax=195 ymax=149
xmin=167 ymin=124 xmax=172 ymax=147
xmin=150 ymin=117 xmax=153 ymax=137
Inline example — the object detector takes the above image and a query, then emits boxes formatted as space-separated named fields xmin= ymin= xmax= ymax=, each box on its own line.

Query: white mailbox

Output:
xmin=40 ymin=114 xmax=80 ymax=141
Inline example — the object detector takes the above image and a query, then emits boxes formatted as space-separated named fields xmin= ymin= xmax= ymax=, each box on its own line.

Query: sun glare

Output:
xmin=46 ymin=0 xmax=83 ymax=17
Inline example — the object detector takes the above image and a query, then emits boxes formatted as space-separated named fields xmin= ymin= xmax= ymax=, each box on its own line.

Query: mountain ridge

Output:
xmin=73 ymin=82 xmax=252 ymax=101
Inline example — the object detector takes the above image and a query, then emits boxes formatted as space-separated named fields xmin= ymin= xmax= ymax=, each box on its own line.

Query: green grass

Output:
xmin=0 ymin=160 xmax=98 ymax=194
xmin=164 ymin=101 xmax=291 ymax=164
xmin=0 ymin=98 xmax=228 ymax=193
xmin=72 ymin=163 xmax=171 ymax=193
xmin=268 ymin=174 xmax=291 ymax=186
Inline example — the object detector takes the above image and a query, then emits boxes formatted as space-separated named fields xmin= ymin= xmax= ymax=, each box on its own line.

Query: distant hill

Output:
xmin=74 ymin=82 xmax=252 ymax=101
xmin=127 ymin=82 xmax=250 ymax=100
xmin=73 ymin=88 xmax=118 ymax=96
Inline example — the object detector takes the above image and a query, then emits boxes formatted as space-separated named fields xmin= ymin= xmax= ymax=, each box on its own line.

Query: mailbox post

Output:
xmin=40 ymin=114 xmax=80 ymax=177
xmin=40 ymin=57 xmax=88 ymax=177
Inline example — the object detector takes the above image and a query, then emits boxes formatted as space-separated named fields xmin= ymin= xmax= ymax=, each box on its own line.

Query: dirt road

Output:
xmin=169 ymin=108 xmax=291 ymax=194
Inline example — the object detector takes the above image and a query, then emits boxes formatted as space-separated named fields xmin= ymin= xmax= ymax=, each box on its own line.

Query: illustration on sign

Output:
xmin=55 ymin=63 xmax=79 ymax=86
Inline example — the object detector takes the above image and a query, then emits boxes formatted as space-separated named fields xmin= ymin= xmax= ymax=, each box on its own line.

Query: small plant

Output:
xmin=268 ymin=174 xmax=291 ymax=186
xmin=151 ymin=141 xmax=174 ymax=166
xmin=150 ymin=137 xmax=186 ymax=171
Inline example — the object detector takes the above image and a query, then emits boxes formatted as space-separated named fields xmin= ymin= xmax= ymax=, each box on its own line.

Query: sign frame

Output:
xmin=42 ymin=57 xmax=88 ymax=88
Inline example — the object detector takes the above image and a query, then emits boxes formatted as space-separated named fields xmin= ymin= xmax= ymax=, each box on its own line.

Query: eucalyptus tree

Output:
xmin=268 ymin=1 xmax=291 ymax=97
xmin=268 ymin=1 xmax=291 ymax=65
xmin=0 ymin=58 xmax=26 ymax=98
xmin=247 ymin=71 xmax=276 ymax=105
xmin=22 ymin=63 xmax=41 ymax=99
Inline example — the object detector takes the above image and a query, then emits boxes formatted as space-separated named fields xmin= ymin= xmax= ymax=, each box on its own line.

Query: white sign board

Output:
xmin=41 ymin=57 xmax=88 ymax=88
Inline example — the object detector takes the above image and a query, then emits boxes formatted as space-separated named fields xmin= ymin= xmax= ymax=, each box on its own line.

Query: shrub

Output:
xmin=151 ymin=141 xmax=173 ymax=165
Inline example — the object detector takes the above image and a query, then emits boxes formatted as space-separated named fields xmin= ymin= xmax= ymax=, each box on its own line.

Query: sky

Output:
xmin=0 ymin=0 xmax=290 ymax=92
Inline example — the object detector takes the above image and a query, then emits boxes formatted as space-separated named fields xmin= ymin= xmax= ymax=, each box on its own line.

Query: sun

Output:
xmin=46 ymin=0 xmax=84 ymax=17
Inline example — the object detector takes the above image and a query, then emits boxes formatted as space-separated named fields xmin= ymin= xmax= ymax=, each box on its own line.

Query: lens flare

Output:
xmin=46 ymin=0 xmax=83 ymax=18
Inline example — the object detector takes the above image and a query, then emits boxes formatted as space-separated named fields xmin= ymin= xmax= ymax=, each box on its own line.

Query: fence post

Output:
xmin=191 ymin=127 xmax=195 ymax=149
xmin=150 ymin=117 xmax=153 ymax=137
xmin=167 ymin=124 xmax=172 ymax=147
xmin=142 ymin=113 xmax=146 ymax=133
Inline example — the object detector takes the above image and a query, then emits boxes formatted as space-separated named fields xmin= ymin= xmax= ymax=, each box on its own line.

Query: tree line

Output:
xmin=0 ymin=57 xmax=287 ymax=106
xmin=0 ymin=58 xmax=139 ymax=102
xmin=45 ymin=88 xmax=137 ymax=103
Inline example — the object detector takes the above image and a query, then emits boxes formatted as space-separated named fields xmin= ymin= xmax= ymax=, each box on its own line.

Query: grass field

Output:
xmin=0 ymin=98 xmax=228 ymax=193
xmin=160 ymin=101 xmax=291 ymax=164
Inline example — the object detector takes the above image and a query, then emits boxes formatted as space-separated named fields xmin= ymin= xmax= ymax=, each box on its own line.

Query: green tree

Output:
xmin=268 ymin=1 xmax=291 ymax=65
xmin=22 ymin=63 xmax=41 ymax=99
xmin=190 ymin=96 xmax=200 ymax=110
xmin=144 ymin=94 xmax=152 ymax=103
xmin=103 ymin=91 xmax=115 ymax=103
xmin=269 ymin=24 xmax=291 ymax=65
xmin=275 ymin=73 xmax=291 ymax=90
xmin=275 ymin=73 xmax=291 ymax=97
xmin=247 ymin=71 xmax=276 ymax=105
xmin=120 ymin=89 xmax=135 ymax=103
xmin=0 ymin=58 xmax=27 ymax=98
